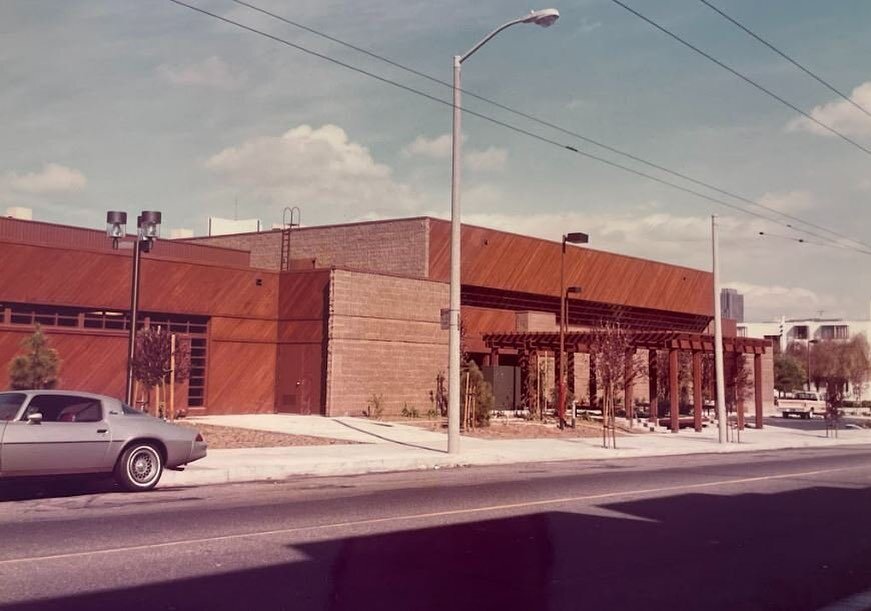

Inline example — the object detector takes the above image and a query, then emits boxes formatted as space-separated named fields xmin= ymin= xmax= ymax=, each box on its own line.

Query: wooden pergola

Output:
xmin=482 ymin=330 xmax=771 ymax=433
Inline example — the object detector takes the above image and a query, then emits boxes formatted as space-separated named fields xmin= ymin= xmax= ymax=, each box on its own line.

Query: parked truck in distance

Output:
xmin=775 ymin=391 xmax=826 ymax=419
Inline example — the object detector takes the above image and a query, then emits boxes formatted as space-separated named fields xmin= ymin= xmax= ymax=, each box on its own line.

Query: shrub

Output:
xmin=364 ymin=393 xmax=385 ymax=419
xmin=462 ymin=361 xmax=493 ymax=428
xmin=400 ymin=403 xmax=420 ymax=419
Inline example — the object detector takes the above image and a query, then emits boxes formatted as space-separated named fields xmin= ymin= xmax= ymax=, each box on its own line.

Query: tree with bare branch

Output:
xmin=588 ymin=322 xmax=645 ymax=448
xmin=131 ymin=326 xmax=191 ymax=418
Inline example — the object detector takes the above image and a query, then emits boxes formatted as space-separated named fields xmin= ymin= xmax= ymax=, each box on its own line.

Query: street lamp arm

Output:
xmin=460 ymin=16 xmax=530 ymax=63
xmin=460 ymin=9 xmax=560 ymax=63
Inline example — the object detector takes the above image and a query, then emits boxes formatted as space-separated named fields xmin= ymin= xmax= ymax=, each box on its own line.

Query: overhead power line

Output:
xmin=606 ymin=0 xmax=871 ymax=158
xmin=226 ymin=0 xmax=871 ymax=252
xmin=166 ymin=0 xmax=871 ymax=257
xmin=697 ymin=0 xmax=871 ymax=119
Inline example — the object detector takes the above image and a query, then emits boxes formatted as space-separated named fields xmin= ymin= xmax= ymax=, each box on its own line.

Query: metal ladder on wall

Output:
xmin=280 ymin=206 xmax=301 ymax=271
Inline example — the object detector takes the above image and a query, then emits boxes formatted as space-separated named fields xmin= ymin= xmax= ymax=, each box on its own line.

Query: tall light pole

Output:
xmin=712 ymin=215 xmax=727 ymax=443
xmin=107 ymin=210 xmax=162 ymax=406
xmin=448 ymin=8 xmax=560 ymax=454
xmin=559 ymin=233 xmax=589 ymax=428
xmin=807 ymin=338 xmax=819 ymax=392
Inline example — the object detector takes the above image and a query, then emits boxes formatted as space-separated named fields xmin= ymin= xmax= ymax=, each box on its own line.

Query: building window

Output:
xmin=737 ymin=327 xmax=747 ymax=337
xmin=819 ymin=325 xmax=849 ymax=340
xmin=1 ymin=301 xmax=209 ymax=408
xmin=792 ymin=325 xmax=809 ymax=340
xmin=187 ymin=337 xmax=207 ymax=407
xmin=764 ymin=335 xmax=781 ymax=354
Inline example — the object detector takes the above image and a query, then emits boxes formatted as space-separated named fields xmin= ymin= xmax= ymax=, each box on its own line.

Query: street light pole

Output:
xmin=126 ymin=223 xmax=143 ymax=405
xmin=712 ymin=215 xmax=727 ymax=444
xmin=107 ymin=210 xmax=162 ymax=406
xmin=447 ymin=8 xmax=560 ymax=454
xmin=807 ymin=339 xmax=818 ymax=392
xmin=558 ymin=232 xmax=588 ymax=428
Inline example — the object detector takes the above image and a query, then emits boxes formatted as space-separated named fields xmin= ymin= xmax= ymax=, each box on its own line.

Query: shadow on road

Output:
xmin=4 ymin=483 xmax=871 ymax=611
xmin=0 ymin=477 xmax=195 ymax=502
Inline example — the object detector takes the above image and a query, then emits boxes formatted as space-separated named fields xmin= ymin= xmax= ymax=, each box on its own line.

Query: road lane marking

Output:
xmin=0 ymin=464 xmax=866 ymax=566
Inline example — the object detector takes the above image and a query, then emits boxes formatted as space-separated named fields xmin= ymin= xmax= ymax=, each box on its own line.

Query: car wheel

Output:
xmin=115 ymin=443 xmax=163 ymax=492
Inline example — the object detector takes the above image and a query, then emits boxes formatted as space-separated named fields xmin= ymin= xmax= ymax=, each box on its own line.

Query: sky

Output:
xmin=2 ymin=0 xmax=871 ymax=322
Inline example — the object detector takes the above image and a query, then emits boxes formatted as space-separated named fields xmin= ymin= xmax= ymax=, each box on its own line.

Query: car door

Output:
xmin=0 ymin=393 xmax=28 ymax=475
xmin=0 ymin=394 xmax=113 ymax=476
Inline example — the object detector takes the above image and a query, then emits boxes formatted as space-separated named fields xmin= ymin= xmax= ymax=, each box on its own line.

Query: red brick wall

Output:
xmin=189 ymin=218 xmax=430 ymax=277
xmin=326 ymin=269 xmax=448 ymax=417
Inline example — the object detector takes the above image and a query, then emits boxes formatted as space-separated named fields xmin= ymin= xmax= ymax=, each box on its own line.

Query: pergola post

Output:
xmin=490 ymin=348 xmax=500 ymax=367
xmin=518 ymin=345 xmax=529 ymax=413
xmin=692 ymin=351 xmax=703 ymax=432
xmin=648 ymin=349 xmax=658 ymax=424
xmin=735 ymin=353 xmax=745 ymax=431
xmin=567 ymin=350 xmax=576 ymax=398
xmin=624 ymin=348 xmax=635 ymax=426
xmin=754 ymin=352 xmax=764 ymax=429
xmin=589 ymin=357 xmax=597 ymax=409
xmin=669 ymin=348 xmax=680 ymax=433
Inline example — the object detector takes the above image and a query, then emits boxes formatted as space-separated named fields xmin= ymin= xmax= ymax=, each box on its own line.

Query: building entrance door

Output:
xmin=276 ymin=344 xmax=323 ymax=415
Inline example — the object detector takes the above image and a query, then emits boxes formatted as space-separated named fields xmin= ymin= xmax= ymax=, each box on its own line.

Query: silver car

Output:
xmin=0 ymin=390 xmax=207 ymax=491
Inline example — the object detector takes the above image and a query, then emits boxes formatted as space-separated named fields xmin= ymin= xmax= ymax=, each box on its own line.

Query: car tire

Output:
xmin=115 ymin=443 xmax=163 ymax=492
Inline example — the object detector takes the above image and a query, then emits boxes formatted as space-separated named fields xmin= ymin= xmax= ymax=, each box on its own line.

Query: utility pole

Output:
xmin=712 ymin=215 xmax=727 ymax=443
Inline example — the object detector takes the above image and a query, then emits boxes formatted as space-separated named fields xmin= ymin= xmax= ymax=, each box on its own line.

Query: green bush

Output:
xmin=8 ymin=324 xmax=60 ymax=390
xmin=400 ymin=403 xmax=420 ymax=419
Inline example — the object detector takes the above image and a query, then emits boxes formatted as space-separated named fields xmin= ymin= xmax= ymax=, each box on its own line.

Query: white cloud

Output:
xmin=723 ymin=282 xmax=839 ymax=321
xmin=404 ymin=134 xmax=505 ymax=171
xmin=466 ymin=146 xmax=508 ymax=172
xmin=157 ymin=56 xmax=245 ymax=90
xmin=787 ymin=81 xmax=871 ymax=137
xmin=577 ymin=18 xmax=602 ymax=34
xmin=205 ymin=124 xmax=422 ymax=218
xmin=3 ymin=163 xmax=87 ymax=194
xmin=757 ymin=190 xmax=814 ymax=213
xmin=403 ymin=133 xmax=454 ymax=159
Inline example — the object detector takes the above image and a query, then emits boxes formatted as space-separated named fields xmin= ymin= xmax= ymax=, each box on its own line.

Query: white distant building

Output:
xmin=208 ymin=216 xmax=262 ymax=236
xmin=169 ymin=228 xmax=194 ymax=239
xmin=5 ymin=207 xmax=32 ymax=220
xmin=738 ymin=303 xmax=871 ymax=399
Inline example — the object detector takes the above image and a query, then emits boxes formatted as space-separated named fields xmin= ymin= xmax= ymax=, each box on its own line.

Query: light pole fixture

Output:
xmin=106 ymin=210 xmax=162 ymax=406
xmin=447 ymin=8 xmax=560 ymax=454
xmin=559 ymin=234 xmax=588 ymax=428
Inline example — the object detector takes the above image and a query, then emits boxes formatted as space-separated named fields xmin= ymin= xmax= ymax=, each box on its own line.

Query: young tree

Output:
xmin=131 ymin=326 xmax=191 ymax=417
xmin=8 ymin=324 xmax=61 ymax=390
xmin=588 ymin=322 xmax=644 ymax=447
xmin=809 ymin=337 xmax=871 ymax=406
xmin=845 ymin=335 xmax=870 ymax=401
xmin=462 ymin=361 xmax=493 ymax=428
xmin=774 ymin=353 xmax=806 ymax=395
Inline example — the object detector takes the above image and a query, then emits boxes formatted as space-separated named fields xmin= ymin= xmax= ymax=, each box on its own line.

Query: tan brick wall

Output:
xmin=188 ymin=218 xmax=430 ymax=277
xmin=326 ymin=268 xmax=448 ymax=417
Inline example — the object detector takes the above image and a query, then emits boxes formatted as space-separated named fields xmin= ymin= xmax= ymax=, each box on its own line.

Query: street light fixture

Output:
xmin=106 ymin=210 xmax=162 ymax=405
xmin=447 ymin=8 xmax=560 ymax=454
xmin=559 ymin=234 xmax=588 ymax=428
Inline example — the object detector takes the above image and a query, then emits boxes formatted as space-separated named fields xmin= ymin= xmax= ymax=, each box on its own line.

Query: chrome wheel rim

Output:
xmin=128 ymin=448 xmax=159 ymax=485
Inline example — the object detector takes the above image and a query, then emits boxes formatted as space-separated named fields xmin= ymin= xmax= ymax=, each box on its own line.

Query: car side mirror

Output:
xmin=27 ymin=412 xmax=43 ymax=425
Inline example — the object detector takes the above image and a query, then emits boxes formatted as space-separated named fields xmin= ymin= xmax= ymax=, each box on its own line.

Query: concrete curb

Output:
xmin=160 ymin=432 xmax=871 ymax=488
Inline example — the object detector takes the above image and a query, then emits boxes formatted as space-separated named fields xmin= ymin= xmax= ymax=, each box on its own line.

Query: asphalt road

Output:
xmin=2 ymin=447 xmax=871 ymax=611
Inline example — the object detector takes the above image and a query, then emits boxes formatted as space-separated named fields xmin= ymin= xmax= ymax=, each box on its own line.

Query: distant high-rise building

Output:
xmin=721 ymin=288 xmax=744 ymax=323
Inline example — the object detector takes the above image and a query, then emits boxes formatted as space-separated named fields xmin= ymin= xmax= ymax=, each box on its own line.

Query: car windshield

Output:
xmin=0 ymin=393 xmax=26 ymax=421
xmin=121 ymin=403 xmax=147 ymax=416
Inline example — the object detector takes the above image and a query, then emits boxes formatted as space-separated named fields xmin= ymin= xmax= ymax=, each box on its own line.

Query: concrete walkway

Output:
xmin=161 ymin=415 xmax=871 ymax=487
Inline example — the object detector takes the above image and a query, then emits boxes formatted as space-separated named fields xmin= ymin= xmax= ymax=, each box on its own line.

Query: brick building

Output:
xmin=0 ymin=215 xmax=773 ymax=421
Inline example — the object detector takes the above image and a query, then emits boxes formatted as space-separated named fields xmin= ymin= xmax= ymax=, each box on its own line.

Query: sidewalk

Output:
xmin=161 ymin=415 xmax=871 ymax=487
